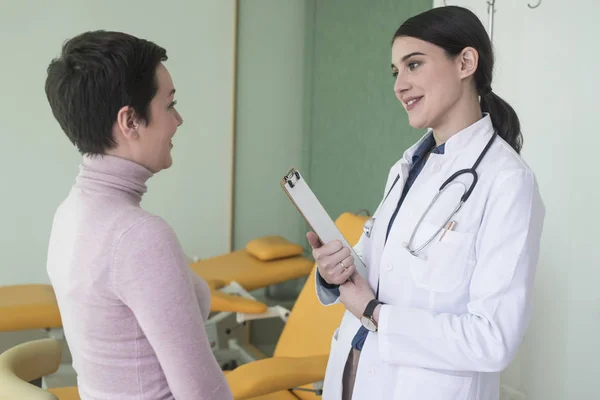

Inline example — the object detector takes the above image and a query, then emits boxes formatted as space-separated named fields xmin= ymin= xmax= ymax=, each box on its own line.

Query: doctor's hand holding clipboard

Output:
xmin=281 ymin=5 xmax=545 ymax=400
xmin=306 ymin=232 xmax=377 ymax=321
xmin=280 ymin=166 xmax=379 ymax=330
xmin=306 ymin=232 xmax=356 ymax=286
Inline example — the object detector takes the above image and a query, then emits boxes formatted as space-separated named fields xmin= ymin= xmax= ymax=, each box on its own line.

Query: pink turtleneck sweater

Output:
xmin=46 ymin=154 xmax=232 ymax=400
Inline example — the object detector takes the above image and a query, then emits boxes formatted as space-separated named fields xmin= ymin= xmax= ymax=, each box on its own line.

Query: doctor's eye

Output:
xmin=407 ymin=61 xmax=421 ymax=71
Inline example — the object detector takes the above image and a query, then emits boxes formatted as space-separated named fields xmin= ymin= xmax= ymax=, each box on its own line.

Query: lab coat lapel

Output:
xmin=384 ymin=118 xmax=496 ymax=250
xmin=368 ymin=160 xmax=409 ymax=289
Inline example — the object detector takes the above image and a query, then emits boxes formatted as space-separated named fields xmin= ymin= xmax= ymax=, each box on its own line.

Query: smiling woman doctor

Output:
xmin=307 ymin=6 xmax=546 ymax=400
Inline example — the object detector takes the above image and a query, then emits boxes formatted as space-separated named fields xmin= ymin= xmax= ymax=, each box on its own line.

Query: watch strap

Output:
xmin=363 ymin=299 xmax=382 ymax=318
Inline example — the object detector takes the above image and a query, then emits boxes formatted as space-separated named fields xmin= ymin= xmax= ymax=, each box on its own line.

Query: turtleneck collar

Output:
xmin=75 ymin=154 xmax=154 ymax=203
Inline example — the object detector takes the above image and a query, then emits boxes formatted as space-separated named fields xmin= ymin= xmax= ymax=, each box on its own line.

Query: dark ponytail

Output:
xmin=480 ymin=91 xmax=522 ymax=153
xmin=393 ymin=6 xmax=523 ymax=154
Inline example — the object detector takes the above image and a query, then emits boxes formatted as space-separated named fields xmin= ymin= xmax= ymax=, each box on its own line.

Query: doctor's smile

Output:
xmin=402 ymin=95 xmax=423 ymax=111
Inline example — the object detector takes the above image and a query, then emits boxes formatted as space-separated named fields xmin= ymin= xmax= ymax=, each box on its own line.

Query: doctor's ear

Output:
xmin=116 ymin=106 xmax=140 ymax=140
xmin=456 ymin=47 xmax=479 ymax=79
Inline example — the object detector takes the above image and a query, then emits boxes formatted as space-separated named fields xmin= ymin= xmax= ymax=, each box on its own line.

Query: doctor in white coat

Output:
xmin=307 ymin=6 xmax=545 ymax=400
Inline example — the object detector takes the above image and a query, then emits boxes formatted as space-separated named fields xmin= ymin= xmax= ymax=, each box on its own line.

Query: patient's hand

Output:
xmin=307 ymin=231 xmax=356 ymax=285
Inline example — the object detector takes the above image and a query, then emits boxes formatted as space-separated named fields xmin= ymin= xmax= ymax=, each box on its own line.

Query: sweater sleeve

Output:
xmin=113 ymin=216 xmax=232 ymax=400
xmin=189 ymin=270 xmax=211 ymax=322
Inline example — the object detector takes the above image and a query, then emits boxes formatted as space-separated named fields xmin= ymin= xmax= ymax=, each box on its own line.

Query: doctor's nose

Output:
xmin=394 ymin=74 xmax=410 ymax=102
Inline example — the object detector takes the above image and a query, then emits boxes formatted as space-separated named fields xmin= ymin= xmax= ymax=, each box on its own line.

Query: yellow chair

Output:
xmin=190 ymin=235 xmax=318 ymax=369
xmin=226 ymin=212 xmax=369 ymax=400
xmin=0 ymin=338 xmax=79 ymax=400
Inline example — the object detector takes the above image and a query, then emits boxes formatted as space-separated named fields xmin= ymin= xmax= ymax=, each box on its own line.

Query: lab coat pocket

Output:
xmin=394 ymin=368 xmax=473 ymax=400
xmin=408 ymin=222 xmax=475 ymax=293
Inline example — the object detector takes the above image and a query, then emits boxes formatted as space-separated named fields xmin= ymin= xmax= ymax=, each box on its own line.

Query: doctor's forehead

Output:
xmin=391 ymin=37 xmax=439 ymax=64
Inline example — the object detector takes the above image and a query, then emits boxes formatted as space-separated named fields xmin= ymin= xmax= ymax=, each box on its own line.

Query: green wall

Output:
xmin=306 ymin=0 xmax=431 ymax=219
xmin=233 ymin=0 xmax=313 ymax=250
xmin=233 ymin=0 xmax=432 ymax=251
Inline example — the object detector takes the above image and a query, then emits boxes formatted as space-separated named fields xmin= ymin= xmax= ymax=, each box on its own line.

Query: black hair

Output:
xmin=45 ymin=30 xmax=168 ymax=155
xmin=393 ymin=6 xmax=522 ymax=153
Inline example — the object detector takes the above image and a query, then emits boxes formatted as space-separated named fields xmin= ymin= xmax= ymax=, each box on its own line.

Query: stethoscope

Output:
xmin=364 ymin=131 xmax=497 ymax=256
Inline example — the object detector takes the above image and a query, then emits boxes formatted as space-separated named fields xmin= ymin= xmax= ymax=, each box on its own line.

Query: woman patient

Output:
xmin=44 ymin=30 xmax=233 ymax=400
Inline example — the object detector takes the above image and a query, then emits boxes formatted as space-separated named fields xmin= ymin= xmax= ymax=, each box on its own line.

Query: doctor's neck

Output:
xmin=431 ymin=93 xmax=483 ymax=147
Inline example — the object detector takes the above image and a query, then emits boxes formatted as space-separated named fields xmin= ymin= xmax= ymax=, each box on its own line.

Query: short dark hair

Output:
xmin=394 ymin=6 xmax=522 ymax=153
xmin=45 ymin=30 xmax=168 ymax=155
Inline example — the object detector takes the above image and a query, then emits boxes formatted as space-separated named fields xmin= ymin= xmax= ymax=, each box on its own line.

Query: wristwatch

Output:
xmin=360 ymin=299 xmax=383 ymax=332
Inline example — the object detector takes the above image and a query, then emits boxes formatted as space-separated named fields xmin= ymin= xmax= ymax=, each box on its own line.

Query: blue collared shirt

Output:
xmin=351 ymin=133 xmax=445 ymax=350
xmin=384 ymin=133 xmax=445 ymax=243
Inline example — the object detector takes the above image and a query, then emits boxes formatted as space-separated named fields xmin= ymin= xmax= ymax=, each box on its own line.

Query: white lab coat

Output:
xmin=316 ymin=114 xmax=545 ymax=400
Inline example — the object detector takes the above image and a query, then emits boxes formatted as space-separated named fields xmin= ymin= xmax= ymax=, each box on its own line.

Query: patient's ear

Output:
xmin=116 ymin=106 xmax=140 ymax=141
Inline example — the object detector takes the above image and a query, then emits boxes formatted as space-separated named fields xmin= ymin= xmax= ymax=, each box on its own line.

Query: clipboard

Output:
xmin=280 ymin=168 xmax=367 ymax=280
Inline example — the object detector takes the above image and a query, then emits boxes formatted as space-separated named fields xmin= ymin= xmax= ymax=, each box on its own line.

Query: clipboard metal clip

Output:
xmin=279 ymin=167 xmax=368 ymax=280
xmin=283 ymin=168 xmax=301 ymax=188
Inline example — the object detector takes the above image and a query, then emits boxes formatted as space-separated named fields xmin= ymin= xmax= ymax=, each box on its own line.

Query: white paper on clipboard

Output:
xmin=280 ymin=168 xmax=367 ymax=280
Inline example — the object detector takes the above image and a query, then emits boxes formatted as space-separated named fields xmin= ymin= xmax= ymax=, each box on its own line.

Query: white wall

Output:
xmin=0 ymin=0 xmax=236 ymax=285
xmin=433 ymin=1 xmax=599 ymax=398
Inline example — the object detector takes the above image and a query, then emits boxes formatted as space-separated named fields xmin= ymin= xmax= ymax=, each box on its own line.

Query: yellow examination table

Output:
xmin=0 ymin=233 xmax=314 ymax=373
xmin=0 ymin=229 xmax=315 ymax=333
xmin=0 ymin=280 xmax=265 ymax=333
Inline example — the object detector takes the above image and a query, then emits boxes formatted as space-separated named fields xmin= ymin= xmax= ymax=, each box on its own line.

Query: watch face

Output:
xmin=360 ymin=316 xmax=377 ymax=332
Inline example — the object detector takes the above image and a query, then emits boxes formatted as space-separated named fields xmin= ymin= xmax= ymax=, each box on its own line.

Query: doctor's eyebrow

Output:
xmin=401 ymin=52 xmax=426 ymax=62
xmin=391 ymin=52 xmax=427 ymax=69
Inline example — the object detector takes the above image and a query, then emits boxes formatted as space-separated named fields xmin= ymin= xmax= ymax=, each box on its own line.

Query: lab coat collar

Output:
xmin=400 ymin=113 xmax=494 ymax=168
xmin=442 ymin=113 xmax=494 ymax=156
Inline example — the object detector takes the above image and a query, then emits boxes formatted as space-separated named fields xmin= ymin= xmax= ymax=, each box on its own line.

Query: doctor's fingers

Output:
xmin=320 ymin=247 xmax=351 ymax=272
xmin=312 ymin=240 xmax=346 ymax=265
xmin=325 ymin=263 xmax=355 ymax=285
xmin=321 ymin=254 xmax=355 ymax=285
xmin=336 ymin=255 xmax=356 ymax=281
xmin=306 ymin=231 xmax=323 ymax=249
